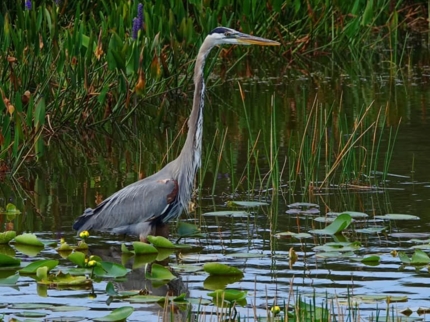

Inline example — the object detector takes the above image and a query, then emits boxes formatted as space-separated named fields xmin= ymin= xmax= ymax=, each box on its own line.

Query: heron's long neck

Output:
xmin=176 ymin=40 xmax=213 ymax=206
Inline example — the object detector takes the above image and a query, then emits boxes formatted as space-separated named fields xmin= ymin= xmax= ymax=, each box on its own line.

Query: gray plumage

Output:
xmin=72 ymin=27 xmax=279 ymax=241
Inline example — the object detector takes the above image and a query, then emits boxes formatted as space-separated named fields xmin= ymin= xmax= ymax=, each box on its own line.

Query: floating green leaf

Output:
xmin=93 ymin=306 xmax=134 ymax=321
xmin=375 ymin=214 xmax=420 ymax=221
xmin=93 ymin=262 xmax=130 ymax=278
xmin=37 ymin=271 xmax=93 ymax=287
xmin=106 ymin=281 xmax=139 ymax=298
xmin=0 ymin=231 xmax=16 ymax=244
xmin=0 ymin=272 xmax=19 ymax=284
xmin=274 ymin=231 xmax=313 ymax=239
xmin=14 ymin=244 xmax=44 ymax=256
xmin=203 ymin=275 xmax=244 ymax=290
xmin=229 ymin=201 xmax=269 ymax=207
xmin=361 ymin=255 xmax=381 ymax=264
xmin=169 ymin=264 xmax=203 ymax=273
xmin=355 ymin=227 xmax=386 ymax=234
xmin=67 ymin=252 xmax=86 ymax=267
xmin=0 ymin=254 xmax=20 ymax=267
xmin=147 ymin=235 xmax=175 ymax=248
xmin=146 ymin=263 xmax=176 ymax=281
xmin=327 ymin=211 xmax=368 ymax=219
xmin=51 ymin=305 xmax=89 ymax=312
xmin=309 ymin=213 xmax=352 ymax=235
xmin=14 ymin=233 xmax=44 ymax=247
xmin=398 ymin=249 xmax=430 ymax=265
xmin=11 ymin=303 xmax=55 ymax=309
xmin=203 ymin=211 xmax=249 ymax=217
xmin=20 ymin=259 xmax=59 ymax=274
xmin=315 ymin=251 xmax=355 ymax=258
xmin=132 ymin=254 xmax=158 ymax=269
xmin=208 ymin=289 xmax=247 ymax=307
xmin=229 ymin=253 xmax=266 ymax=259
xmin=128 ymin=295 xmax=164 ymax=303
xmin=121 ymin=243 xmax=133 ymax=254
xmin=177 ymin=222 xmax=203 ymax=238
xmin=15 ymin=311 xmax=46 ymax=318
xmin=132 ymin=241 xmax=158 ymax=254
xmin=313 ymin=242 xmax=361 ymax=253
xmin=203 ymin=262 xmax=243 ymax=276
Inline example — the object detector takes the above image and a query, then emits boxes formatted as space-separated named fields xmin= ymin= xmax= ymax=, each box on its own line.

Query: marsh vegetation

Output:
xmin=0 ymin=0 xmax=429 ymax=321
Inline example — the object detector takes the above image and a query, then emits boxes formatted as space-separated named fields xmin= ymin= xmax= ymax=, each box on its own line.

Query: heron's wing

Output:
xmin=77 ymin=176 xmax=179 ymax=233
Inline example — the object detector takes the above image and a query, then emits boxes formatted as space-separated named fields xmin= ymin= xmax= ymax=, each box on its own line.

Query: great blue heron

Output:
xmin=73 ymin=27 xmax=279 ymax=241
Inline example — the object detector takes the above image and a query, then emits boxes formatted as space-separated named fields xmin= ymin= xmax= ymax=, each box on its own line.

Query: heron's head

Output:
xmin=206 ymin=27 xmax=280 ymax=47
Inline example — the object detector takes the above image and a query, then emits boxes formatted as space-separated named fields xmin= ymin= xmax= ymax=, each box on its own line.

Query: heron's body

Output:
xmin=73 ymin=27 xmax=279 ymax=241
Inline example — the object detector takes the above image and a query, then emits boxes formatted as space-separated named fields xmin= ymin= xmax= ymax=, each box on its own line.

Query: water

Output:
xmin=1 ymin=53 xmax=430 ymax=321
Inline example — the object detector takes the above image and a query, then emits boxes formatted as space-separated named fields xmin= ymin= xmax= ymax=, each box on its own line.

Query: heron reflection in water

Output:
xmin=73 ymin=27 xmax=280 ymax=241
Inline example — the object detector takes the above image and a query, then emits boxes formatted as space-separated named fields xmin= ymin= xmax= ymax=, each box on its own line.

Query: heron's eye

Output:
xmin=224 ymin=32 xmax=231 ymax=37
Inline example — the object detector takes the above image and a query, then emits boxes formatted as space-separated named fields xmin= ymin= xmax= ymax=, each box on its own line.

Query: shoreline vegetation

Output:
xmin=0 ymin=0 xmax=426 ymax=182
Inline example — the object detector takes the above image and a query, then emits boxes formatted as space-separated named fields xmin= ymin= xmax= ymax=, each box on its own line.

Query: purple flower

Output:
xmin=25 ymin=0 xmax=32 ymax=10
xmin=55 ymin=0 xmax=61 ymax=5
xmin=137 ymin=3 xmax=144 ymax=29
xmin=132 ymin=17 xmax=139 ymax=40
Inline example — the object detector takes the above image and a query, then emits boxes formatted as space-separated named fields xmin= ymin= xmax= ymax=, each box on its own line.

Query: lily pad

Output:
xmin=286 ymin=208 xmax=320 ymax=215
xmin=274 ymin=232 xmax=313 ymax=239
xmin=208 ymin=289 xmax=247 ymax=307
xmin=147 ymin=235 xmax=191 ymax=250
xmin=106 ymin=281 xmax=139 ymax=298
xmin=315 ymin=251 xmax=355 ymax=258
xmin=20 ymin=259 xmax=59 ymax=274
xmin=11 ymin=303 xmax=55 ymax=309
xmin=355 ymin=227 xmax=387 ymax=234
xmin=313 ymin=242 xmax=361 ymax=252
xmin=128 ymin=295 xmax=165 ymax=303
xmin=14 ymin=233 xmax=44 ymax=247
xmin=132 ymin=254 xmax=158 ymax=269
xmin=0 ymin=231 xmax=16 ymax=244
xmin=229 ymin=252 xmax=266 ymax=259
xmin=0 ymin=272 xmax=19 ymax=284
xmin=179 ymin=254 xmax=224 ymax=262
xmin=93 ymin=306 xmax=134 ymax=322
xmin=398 ymin=249 xmax=430 ymax=265
xmin=67 ymin=252 xmax=86 ymax=267
xmin=309 ymin=213 xmax=352 ymax=235
xmin=204 ymin=274 xmax=244 ymax=290
xmin=15 ymin=311 xmax=47 ymax=318
xmin=327 ymin=211 xmax=368 ymax=219
xmin=288 ymin=202 xmax=319 ymax=209
xmin=361 ymin=255 xmax=381 ymax=264
xmin=313 ymin=217 xmax=337 ymax=223
xmin=169 ymin=264 xmax=203 ymax=273
xmin=38 ymin=272 xmax=93 ymax=287
xmin=145 ymin=263 xmax=176 ymax=281
xmin=0 ymin=254 xmax=21 ymax=267
xmin=229 ymin=201 xmax=269 ymax=207
xmin=14 ymin=244 xmax=44 ymax=256
xmin=51 ymin=305 xmax=89 ymax=312
xmin=93 ymin=262 xmax=130 ymax=278
xmin=375 ymin=214 xmax=420 ymax=221
xmin=177 ymin=222 xmax=203 ymax=238
xmin=132 ymin=241 xmax=158 ymax=255
xmin=203 ymin=262 xmax=243 ymax=276
xmin=203 ymin=211 xmax=250 ymax=217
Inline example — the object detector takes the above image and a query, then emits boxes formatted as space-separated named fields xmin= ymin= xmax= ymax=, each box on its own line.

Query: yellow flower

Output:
xmin=271 ymin=305 xmax=281 ymax=315
xmin=79 ymin=230 xmax=90 ymax=239
xmin=88 ymin=260 xmax=97 ymax=267
xmin=60 ymin=238 xmax=66 ymax=244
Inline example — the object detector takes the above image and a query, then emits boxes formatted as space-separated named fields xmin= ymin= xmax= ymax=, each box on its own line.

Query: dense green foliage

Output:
xmin=0 ymin=0 xmax=426 ymax=173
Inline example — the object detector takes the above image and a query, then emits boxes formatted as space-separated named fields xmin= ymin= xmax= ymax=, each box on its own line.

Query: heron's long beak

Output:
xmin=236 ymin=33 xmax=280 ymax=46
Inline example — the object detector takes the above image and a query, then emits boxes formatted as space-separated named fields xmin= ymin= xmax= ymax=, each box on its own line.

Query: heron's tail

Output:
xmin=72 ymin=208 xmax=94 ymax=232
